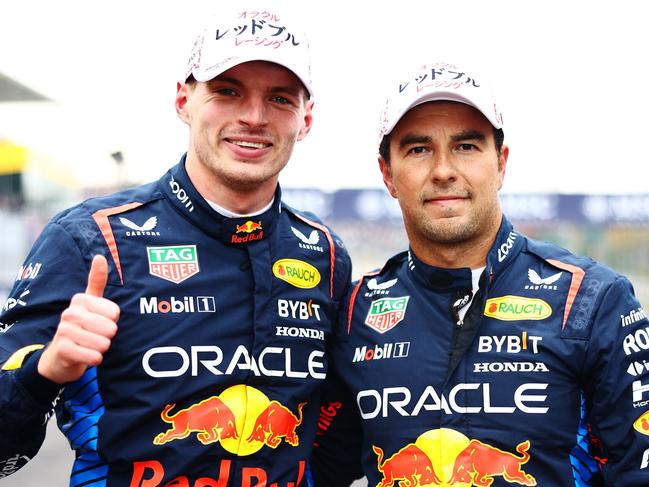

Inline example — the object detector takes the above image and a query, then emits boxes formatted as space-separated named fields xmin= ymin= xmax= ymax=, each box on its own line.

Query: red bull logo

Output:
xmin=153 ymin=385 xmax=304 ymax=455
xmin=449 ymin=440 xmax=536 ymax=486
xmin=143 ymin=385 xmax=307 ymax=486
xmin=373 ymin=428 xmax=537 ymax=486
xmin=246 ymin=401 xmax=305 ymax=447
xmin=232 ymin=221 xmax=264 ymax=244
xmin=236 ymin=220 xmax=263 ymax=233
xmin=130 ymin=458 xmax=306 ymax=487
xmin=153 ymin=396 xmax=238 ymax=445
xmin=373 ymin=443 xmax=441 ymax=486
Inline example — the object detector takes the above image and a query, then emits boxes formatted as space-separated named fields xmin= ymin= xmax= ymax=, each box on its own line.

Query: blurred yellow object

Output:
xmin=0 ymin=139 xmax=28 ymax=174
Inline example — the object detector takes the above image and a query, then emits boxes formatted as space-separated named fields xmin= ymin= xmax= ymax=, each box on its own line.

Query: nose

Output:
xmin=430 ymin=151 xmax=457 ymax=184
xmin=239 ymin=95 xmax=268 ymax=127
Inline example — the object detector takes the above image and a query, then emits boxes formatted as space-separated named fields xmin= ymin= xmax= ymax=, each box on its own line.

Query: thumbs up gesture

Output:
xmin=38 ymin=255 xmax=120 ymax=384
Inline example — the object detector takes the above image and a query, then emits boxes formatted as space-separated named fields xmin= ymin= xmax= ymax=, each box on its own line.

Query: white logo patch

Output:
xmin=0 ymin=323 xmax=15 ymax=333
xmin=525 ymin=269 xmax=562 ymax=291
xmin=627 ymin=360 xmax=649 ymax=377
xmin=368 ymin=278 xmax=397 ymax=290
xmin=291 ymin=227 xmax=323 ymax=252
xmin=121 ymin=216 xmax=158 ymax=232
xmin=2 ymin=289 xmax=30 ymax=312
xmin=528 ymin=269 xmax=562 ymax=285
xmin=291 ymin=227 xmax=319 ymax=245
xmin=365 ymin=277 xmax=398 ymax=297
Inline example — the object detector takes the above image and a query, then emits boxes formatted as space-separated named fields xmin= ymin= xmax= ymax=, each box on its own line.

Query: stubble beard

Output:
xmin=421 ymin=216 xmax=479 ymax=245
xmin=415 ymin=195 xmax=501 ymax=247
xmin=194 ymin=139 xmax=290 ymax=192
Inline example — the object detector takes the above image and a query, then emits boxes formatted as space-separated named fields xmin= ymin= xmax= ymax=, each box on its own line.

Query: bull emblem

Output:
xmin=153 ymin=396 xmax=238 ymax=445
xmin=373 ymin=443 xmax=441 ymax=486
xmin=246 ymin=401 xmax=305 ymax=448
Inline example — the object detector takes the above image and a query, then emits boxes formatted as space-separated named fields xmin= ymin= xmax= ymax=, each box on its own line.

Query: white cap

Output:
xmin=184 ymin=7 xmax=313 ymax=97
xmin=378 ymin=61 xmax=503 ymax=143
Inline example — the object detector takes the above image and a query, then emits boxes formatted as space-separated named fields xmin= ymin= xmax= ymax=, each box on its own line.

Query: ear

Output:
xmin=497 ymin=144 xmax=509 ymax=190
xmin=175 ymin=82 xmax=192 ymax=125
xmin=296 ymin=99 xmax=314 ymax=141
xmin=378 ymin=156 xmax=398 ymax=198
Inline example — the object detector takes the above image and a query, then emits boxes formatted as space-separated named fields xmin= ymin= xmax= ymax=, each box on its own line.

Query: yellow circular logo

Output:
xmin=272 ymin=259 xmax=321 ymax=289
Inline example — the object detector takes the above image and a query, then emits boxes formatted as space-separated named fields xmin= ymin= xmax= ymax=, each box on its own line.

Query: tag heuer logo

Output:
xmin=365 ymin=296 xmax=410 ymax=334
xmin=147 ymin=245 xmax=199 ymax=284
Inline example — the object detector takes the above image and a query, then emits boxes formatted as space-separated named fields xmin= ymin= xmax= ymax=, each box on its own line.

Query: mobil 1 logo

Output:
xmin=140 ymin=296 xmax=216 ymax=314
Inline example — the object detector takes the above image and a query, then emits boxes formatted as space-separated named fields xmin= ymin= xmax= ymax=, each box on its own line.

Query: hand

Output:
xmin=38 ymin=255 xmax=120 ymax=384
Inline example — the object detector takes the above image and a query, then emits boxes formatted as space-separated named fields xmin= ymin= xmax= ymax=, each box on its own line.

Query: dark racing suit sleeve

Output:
xmin=581 ymin=275 xmax=649 ymax=485
xmin=309 ymin=366 xmax=364 ymax=486
xmin=0 ymin=221 xmax=90 ymax=475
xmin=309 ymin=283 xmax=364 ymax=487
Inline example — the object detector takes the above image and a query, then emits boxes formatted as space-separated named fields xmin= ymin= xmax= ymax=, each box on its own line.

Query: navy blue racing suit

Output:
xmin=312 ymin=216 xmax=649 ymax=486
xmin=0 ymin=156 xmax=351 ymax=486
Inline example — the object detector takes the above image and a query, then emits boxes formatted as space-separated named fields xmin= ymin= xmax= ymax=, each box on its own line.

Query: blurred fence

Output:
xmin=284 ymin=190 xmax=649 ymax=306
xmin=2 ymin=189 xmax=649 ymax=303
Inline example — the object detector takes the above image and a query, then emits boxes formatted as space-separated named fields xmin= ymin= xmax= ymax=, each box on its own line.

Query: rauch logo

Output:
xmin=633 ymin=410 xmax=649 ymax=436
xmin=147 ymin=245 xmax=199 ymax=284
xmin=484 ymin=296 xmax=552 ymax=321
xmin=272 ymin=259 xmax=320 ymax=289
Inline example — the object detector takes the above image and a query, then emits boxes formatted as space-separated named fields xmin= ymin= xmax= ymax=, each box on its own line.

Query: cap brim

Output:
xmin=189 ymin=54 xmax=314 ymax=98
xmin=385 ymin=90 xmax=502 ymax=135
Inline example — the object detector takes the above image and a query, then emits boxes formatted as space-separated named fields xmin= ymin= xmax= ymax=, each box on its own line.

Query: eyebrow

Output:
xmin=208 ymin=76 xmax=302 ymax=98
xmin=398 ymin=134 xmax=432 ymax=150
xmin=268 ymin=85 xmax=303 ymax=98
xmin=450 ymin=130 xmax=487 ymax=143
xmin=398 ymin=130 xmax=487 ymax=150
xmin=208 ymin=75 xmax=242 ymax=88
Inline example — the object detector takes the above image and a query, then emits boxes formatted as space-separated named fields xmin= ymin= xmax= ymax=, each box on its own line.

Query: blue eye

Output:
xmin=271 ymin=96 xmax=291 ymax=104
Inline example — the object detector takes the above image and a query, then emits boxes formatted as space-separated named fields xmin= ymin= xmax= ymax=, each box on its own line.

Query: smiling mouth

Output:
xmin=228 ymin=139 xmax=271 ymax=149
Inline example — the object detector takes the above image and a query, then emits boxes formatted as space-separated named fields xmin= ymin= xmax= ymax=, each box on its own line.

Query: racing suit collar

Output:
xmin=161 ymin=154 xmax=281 ymax=246
xmin=484 ymin=215 xmax=523 ymax=284
xmin=407 ymin=249 xmax=473 ymax=290
xmin=406 ymin=216 xmax=522 ymax=290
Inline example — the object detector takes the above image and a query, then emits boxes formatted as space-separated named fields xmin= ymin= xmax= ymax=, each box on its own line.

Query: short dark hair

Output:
xmin=379 ymin=127 xmax=505 ymax=164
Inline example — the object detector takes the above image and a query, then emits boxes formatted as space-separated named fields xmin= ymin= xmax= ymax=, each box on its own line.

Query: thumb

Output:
xmin=85 ymin=254 xmax=109 ymax=297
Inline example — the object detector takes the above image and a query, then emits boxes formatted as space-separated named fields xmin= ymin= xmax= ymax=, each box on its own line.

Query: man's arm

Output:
xmin=309 ymin=367 xmax=365 ymax=486
xmin=0 ymin=222 xmax=118 ymax=476
xmin=309 ymin=276 xmax=364 ymax=487
xmin=583 ymin=276 xmax=649 ymax=484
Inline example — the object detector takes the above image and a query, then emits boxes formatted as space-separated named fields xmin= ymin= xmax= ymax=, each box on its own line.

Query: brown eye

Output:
xmin=458 ymin=143 xmax=476 ymax=151
xmin=216 ymin=88 xmax=238 ymax=96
